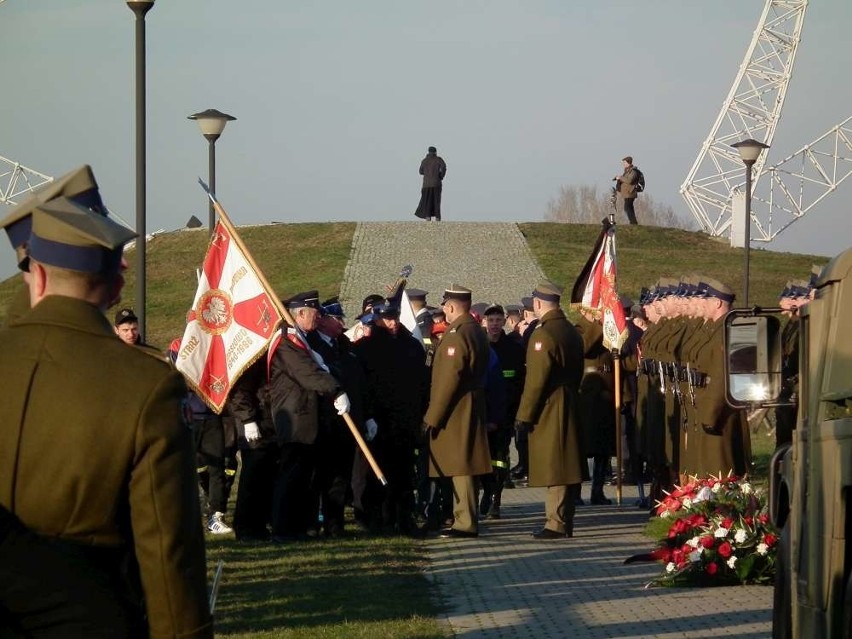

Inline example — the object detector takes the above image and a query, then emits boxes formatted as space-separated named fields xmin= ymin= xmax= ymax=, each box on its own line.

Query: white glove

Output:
xmin=244 ymin=421 xmax=261 ymax=442
xmin=364 ymin=418 xmax=378 ymax=441
xmin=333 ymin=392 xmax=351 ymax=416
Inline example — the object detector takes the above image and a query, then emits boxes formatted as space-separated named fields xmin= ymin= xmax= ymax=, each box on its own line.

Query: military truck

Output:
xmin=724 ymin=247 xmax=852 ymax=639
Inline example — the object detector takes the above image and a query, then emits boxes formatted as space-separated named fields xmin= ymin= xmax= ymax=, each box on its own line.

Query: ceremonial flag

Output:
xmin=176 ymin=215 xmax=283 ymax=413
xmin=570 ymin=216 xmax=628 ymax=351
xmin=399 ymin=289 xmax=425 ymax=347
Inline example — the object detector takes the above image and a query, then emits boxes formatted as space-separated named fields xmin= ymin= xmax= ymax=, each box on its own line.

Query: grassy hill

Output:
xmin=0 ymin=221 xmax=829 ymax=347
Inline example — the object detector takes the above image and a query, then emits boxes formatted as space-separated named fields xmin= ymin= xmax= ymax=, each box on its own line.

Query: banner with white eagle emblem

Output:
xmin=175 ymin=205 xmax=283 ymax=413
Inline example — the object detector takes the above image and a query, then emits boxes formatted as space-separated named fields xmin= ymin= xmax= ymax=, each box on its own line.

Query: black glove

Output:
xmin=514 ymin=420 xmax=533 ymax=435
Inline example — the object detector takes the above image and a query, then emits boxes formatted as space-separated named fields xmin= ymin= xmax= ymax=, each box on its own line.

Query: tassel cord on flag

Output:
xmin=205 ymin=184 xmax=388 ymax=487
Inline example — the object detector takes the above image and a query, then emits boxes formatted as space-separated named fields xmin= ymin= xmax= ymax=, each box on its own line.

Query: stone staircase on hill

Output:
xmin=339 ymin=222 xmax=546 ymax=318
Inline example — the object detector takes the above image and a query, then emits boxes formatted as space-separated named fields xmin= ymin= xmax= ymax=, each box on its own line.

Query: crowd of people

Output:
xmin=0 ymin=163 xmax=817 ymax=636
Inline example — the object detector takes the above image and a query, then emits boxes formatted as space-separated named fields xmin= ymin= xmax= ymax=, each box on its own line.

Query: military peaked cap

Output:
xmin=532 ymin=279 xmax=563 ymax=302
xmin=520 ymin=296 xmax=535 ymax=311
xmin=1 ymin=165 xmax=107 ymax=250
xmin=320 ymin=296 xmax=345 ymax=317
xmin=29 ymin=197 xmax=135 ymax=275
xmin=504 ymin=304 xmax=522 ymax=317
xmin=441 ymin=284 xmax=472 ymax=304
xmin=407 ymin=288 xmax=428 ymax=301
xmin=698 ymin=277 xmax=735 ymax=303
xmin=361 ymin=293 xmax=384 ymax=313
xmin=286 ymin=290 xmax=320 ymax=309
xmin=471 ymin=301 xmax=489 ymax=316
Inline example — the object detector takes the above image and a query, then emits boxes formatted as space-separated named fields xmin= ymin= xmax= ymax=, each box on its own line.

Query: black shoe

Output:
xmin=590 ymin=496 xmax=613 ymax=505
xmin=439 ymin=528 xmax=479 ymax=539
xmin=503 ymin=478 xmax=515 ymax=489
xmin=483 ymin=507 xmax=501 ymax=520
xmin=510 ymin=467 xmax=528 ymax=480
xmin=479 ymin=494 xmax=493 ymax=518
xmin=575 ymin=497 xmax=585 ymax=506
xmin=532 ymin=528 xmax=571 ymax=540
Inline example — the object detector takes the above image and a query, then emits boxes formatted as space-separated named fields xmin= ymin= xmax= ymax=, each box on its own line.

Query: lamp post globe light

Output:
xmin=187 ymin=109 xmax=236 ymax=233
xmin=731 ymin=138 xmax=770 ymax=307
xmin=127 ymin=0 xmax=155 ymax=340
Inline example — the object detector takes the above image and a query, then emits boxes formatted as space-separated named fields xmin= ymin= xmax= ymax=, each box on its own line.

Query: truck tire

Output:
xmin=773 ymin=523 xmax=792 ymax=639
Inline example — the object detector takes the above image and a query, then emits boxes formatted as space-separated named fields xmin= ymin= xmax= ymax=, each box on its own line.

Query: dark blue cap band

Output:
xmin=532 ymin=291 xmax=560 ymax=302
xmin=29 ymin=233 xmax=123 ymax=274
xmin=5 ymin=217 xmax=32 ymax=248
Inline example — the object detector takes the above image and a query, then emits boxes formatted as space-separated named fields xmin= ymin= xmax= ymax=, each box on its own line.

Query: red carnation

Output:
xmin=700 ymin=535 xmax=715 ymax=549
xmin=722 ymin=518 xmax=734 ymax=529
xmin=764 ymin=533 xmax=777 ymax=547
xmin=717 ymin=542 xmax=733 ymax=558
xmin=757 ymin=514 xmax=769 ymax=525
xmin=651 ymin=547 xmax=672 ymax=562
xmin=744 ymin=516 xmax=754 ymax=526
xmin=705 ymin=562 xmax=718 ymax=575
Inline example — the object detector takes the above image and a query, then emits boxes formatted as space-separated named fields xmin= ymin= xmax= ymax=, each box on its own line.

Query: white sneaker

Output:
xmin=207 ymin=511 xmax=233 ymax=535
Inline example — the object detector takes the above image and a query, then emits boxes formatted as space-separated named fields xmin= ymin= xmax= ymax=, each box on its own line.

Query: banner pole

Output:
xmin=614 ymin=352 xmax=623 ymax=507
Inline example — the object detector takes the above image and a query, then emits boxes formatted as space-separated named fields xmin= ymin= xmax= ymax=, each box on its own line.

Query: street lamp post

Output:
xmin=187 ymin=109 xmax=236 ymax=233
xmin=731 ymin=138 xmax=770 ymax=307
xmin=127 ymin=0 xmax=154 ymax=341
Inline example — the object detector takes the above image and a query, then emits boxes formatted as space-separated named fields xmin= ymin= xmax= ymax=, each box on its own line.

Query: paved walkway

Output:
xmin=339 ymin=222 xmax=545 ymax=318
xmin=425 ymin=483 xmax=772 ymax=639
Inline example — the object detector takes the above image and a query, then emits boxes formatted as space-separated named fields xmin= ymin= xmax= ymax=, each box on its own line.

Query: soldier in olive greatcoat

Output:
xmin=515 ymin=281 xmax=586 ymax=539
xmin=0 ymin=198 xmax=212 ymax=638
xmin=423 ymin=285 xmax=491 ymax=538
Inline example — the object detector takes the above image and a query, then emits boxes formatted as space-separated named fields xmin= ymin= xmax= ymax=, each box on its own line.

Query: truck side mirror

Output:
xmin=724 ymin=310 xmax=785 ymax=408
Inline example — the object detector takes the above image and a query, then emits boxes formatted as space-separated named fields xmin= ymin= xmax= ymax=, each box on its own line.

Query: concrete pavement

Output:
xmin=424 ymin=483 xmax=772 ymax=638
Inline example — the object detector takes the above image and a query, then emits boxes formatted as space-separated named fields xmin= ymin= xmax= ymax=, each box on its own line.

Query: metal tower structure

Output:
xmin=680 ymin=0 xmax=808 ymax=239
xmin=754 ymin=116 xmax=852 ymax=240
xmin=0 ymin=155 xmax=53 ymax=205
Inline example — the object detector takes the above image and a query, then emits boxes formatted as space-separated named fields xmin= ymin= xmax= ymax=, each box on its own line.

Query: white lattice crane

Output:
xmin=680 ymin=0 xmax=808 ymax=241
xmin=0 ymin=156 xmax=53 ymax=206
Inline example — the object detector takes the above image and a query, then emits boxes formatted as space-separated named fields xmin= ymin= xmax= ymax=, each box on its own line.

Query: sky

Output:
xmin=2 ymin=0 xmax=851 ymax=278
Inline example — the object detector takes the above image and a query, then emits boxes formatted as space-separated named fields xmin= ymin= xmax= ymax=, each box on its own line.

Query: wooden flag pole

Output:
xmin=205 ymin=184 xmax=387 ymax=486
xmin=613 ymin=352 xmax=623 ymax=507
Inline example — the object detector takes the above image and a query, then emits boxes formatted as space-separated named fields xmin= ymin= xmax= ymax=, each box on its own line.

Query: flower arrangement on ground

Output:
xmin=642 ymin=474 xmax=778 ymax=587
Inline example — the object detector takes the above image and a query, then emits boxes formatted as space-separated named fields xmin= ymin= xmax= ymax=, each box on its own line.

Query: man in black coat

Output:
xmin=268 ymin=291 xmax=348 ymax=541
xmin=353 ymin=302 xmax=429 ymax=534
xmin=306 ymin=298 xmax=370 ymax=537
xmin=414 ymin=146 xmax=447 ymax=221
xmin=225 ymin=358 xmax=278 ymax=542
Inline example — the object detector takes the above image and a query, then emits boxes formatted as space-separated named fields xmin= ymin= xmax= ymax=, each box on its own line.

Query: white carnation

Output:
xmin=741 ymin=482 xmax=753 ymax=495
xmin=660 ymin=510 xmax=670 ymax=519
xmin=686 ymin=536 xmax=701 ymax=548
xmin=711 ymin=482 xmax=722 ymax=493
xmin=665 ymin=562 xmax=677 ymax=574
xmin=682 ymin=497 xmax=693 ymax=508
xmin=714 ymin=527 xmax=729 ymax=538
xmin=694 ymin=486 xmax=713 ymax=504
xmin=757 ymin=543 xmax=769 ymax=556
xmin=734 ymin=529 xmax=748 ymax=544
xmin=727 ymin=556 xmax=737 ymax=569
xmin=689 ymin=549 xmax=703 ymax=563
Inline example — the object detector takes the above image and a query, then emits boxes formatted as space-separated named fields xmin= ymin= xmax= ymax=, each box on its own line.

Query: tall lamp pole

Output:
xmin=127 ymin=0 xmax=154 ymax=340
xmin=187 ymin=109 xmax=236 ymax=234
xmin=731 ymin=138 xmax=770 ymax=307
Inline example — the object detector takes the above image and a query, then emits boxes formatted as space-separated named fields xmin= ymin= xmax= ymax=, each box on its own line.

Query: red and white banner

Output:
xmin=176 ymin=221 xmax=283 ymax=412
xmin=570 ymin=217 xmax=628 ymax=351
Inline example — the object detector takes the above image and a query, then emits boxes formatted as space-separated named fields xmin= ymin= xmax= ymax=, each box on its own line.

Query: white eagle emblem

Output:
xmin=202 ymin=296 xmax=229 ymax=326
xmin=534 ymin=341 xmax=542 ymax=351
xmin=447 ymin=346 xmax=456 ymax=357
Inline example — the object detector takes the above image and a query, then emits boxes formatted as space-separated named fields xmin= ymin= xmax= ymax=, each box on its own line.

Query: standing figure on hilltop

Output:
xmin=614 ymin=155 xmax=643 ymax=225
xmin=414 ymin=146 xmax=447 ymax=222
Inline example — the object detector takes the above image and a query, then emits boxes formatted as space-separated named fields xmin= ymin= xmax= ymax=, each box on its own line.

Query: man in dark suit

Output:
xmin=268 ymin=291 xmax=348 ymax=542
xmin=0 ymin=197 xmax=212 ymax=637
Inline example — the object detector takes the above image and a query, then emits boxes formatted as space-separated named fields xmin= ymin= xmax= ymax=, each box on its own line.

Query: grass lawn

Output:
xmin=206 ymin=524 xmax=448 ymax=639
